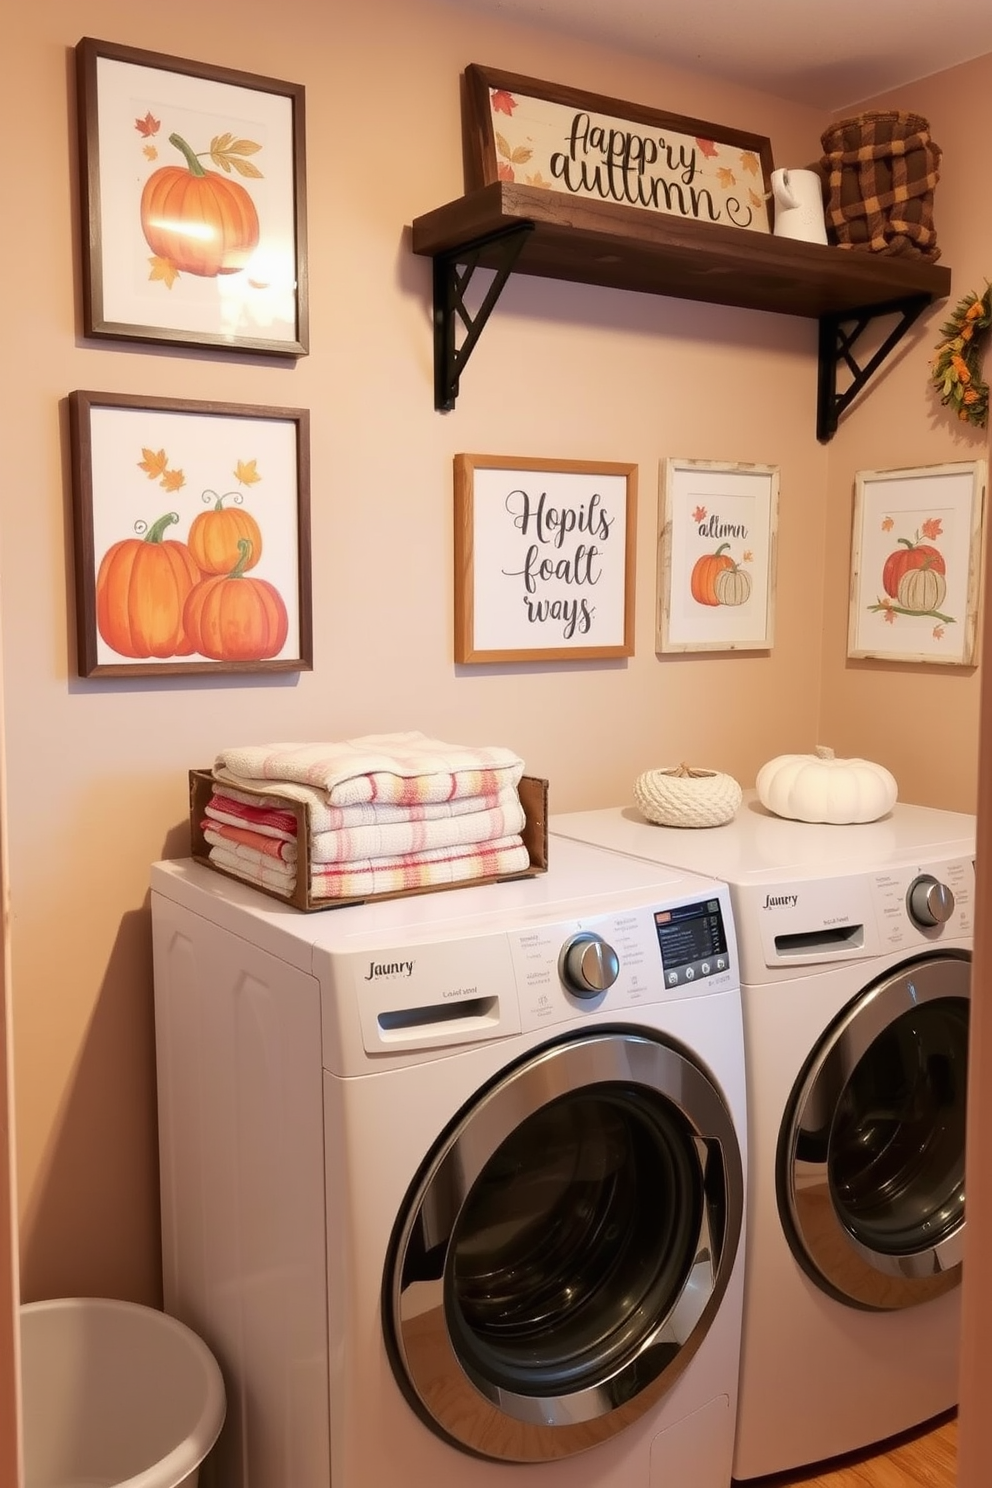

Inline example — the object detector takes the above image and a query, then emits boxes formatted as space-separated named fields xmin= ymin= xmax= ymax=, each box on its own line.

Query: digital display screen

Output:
xmin=654 ymin=898 xmax=728 ymax=972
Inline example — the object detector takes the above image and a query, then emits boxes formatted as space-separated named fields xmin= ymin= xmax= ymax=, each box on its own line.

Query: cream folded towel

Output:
xmin=215 ymin=732 xmax=525 ymax=807
xmin=308 ymin=794 xmax=525 ymax=864
xmin=310 ymin=839 xmax=531 ymax=900
xmin=212 ymin=777 xmax=516 ymax=835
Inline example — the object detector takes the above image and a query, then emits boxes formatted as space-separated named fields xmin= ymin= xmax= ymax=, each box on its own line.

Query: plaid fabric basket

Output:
xmin=819 ymin=111 xmax=941 ymax=260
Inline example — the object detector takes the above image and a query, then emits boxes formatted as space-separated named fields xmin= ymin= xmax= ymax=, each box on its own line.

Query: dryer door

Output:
xmin=383 ymin=1029 xmax=744 ymax=1462
xmin=779 ymin=951 xmax=969 ymax=1310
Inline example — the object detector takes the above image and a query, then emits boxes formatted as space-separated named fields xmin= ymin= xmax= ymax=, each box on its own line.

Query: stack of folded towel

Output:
xmin=201 ymin=731 xmax=531 ymax=901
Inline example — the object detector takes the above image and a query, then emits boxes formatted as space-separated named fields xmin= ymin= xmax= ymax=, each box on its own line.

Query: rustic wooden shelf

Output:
xmin=410 ymin=182 xmax=952 ymax=440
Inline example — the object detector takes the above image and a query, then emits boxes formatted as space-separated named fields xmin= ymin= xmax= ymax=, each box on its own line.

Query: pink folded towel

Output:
xmin=207 ymin=790 xmax=299 ymax=840
xmin=202 ymin=823 xmax=298 ymax=863
xmin=214 ymin=732 xmax=525 ymax=807
xmin=310 ymin=839 xmax=531 ymax=900
xmin=212 ymin=777 xmax=514 ymax=834
xmin=307 ymin=794 xmax=525 ymax=864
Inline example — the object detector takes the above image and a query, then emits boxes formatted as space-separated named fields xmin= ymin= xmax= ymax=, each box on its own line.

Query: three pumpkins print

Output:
xmin=97 ymin=450 xmax=288 ymax=664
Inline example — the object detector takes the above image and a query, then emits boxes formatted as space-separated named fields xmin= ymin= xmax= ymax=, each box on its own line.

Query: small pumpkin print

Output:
xmin=183 ymin=539 xmax=289 ymax=662
xmin=690 ymin=543 xmax=735 ymax=606
xmin=713 ymin=561 xmax=752 ymax=607
xmin=140 ymin=132 xmax=261 ymax=279
xmin=187 ymin=490 xmax=264 ymax=575
xmin=897 ymin=565 xmax=947 ymax=614
xmin=96 ymin=512 xmax=199 ymax=659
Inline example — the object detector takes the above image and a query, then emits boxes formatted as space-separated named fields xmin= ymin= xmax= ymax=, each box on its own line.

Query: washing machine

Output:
xmin=549 ymin=795 xmax=974 ymax=1479
xmin=150 ymin=839 xmax=748 ymax=1488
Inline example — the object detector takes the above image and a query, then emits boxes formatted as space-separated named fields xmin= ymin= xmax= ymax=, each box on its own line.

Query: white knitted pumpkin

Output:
xmin=756 ymin=745 xmax=897 ymax=824
xmin=634 ymin=764 xmax=743 ymax=828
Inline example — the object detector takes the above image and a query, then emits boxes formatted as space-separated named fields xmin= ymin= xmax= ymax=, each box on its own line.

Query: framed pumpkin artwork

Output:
xmin=68 ymin=391 xmax=313 ymax=678
xmin=657 ymin=458 xmax=778 ymax=653
xmin=847 ymin=461 xmax=987 ymax=666
xmin=75 ymin=37 xmax=308 ymax=356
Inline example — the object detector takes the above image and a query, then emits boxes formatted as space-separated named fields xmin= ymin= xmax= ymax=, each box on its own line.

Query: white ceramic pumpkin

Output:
xmin=634 ymin=764 xmax=743 ymax=828
xmin=755 ymin=745 xmax=897 ymax=824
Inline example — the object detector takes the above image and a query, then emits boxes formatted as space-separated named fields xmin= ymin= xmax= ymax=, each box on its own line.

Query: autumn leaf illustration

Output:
xmin=143 ymin=145 xmax=158 ymax=162
xmin=883 ymin=606 xmax=897 ymax=624
xmin=235 ymin=459 xmax=261 ymax=487
xmin=148 ymin=256 xmax=180 ymax=288
xmin=511 ymin=145 xmax=533 ymax=164
xmin=161 ymin=468 xmax=186 ymax=493
xmin=135 ymin=111 xmax=160 ymax=137
xmin=717 ymin=167 xmax=736 ymax=189
xmin=491 ymin=90 xmax=517 ymax=116
xmin=692 ymin=505 xmax=707 ymax=522
xmin=921 ymin=516 xmax=944 ymax=539
xmin=934 ymin=624 xmax=946 ymax=639
xmin=696 ymin=138 xmax=718 ymax=158
xmin=498 ymin=162 xmax=515 ymax=181
xmin=209 ymin=134 xmax=264 ymax=179
xmin=525 ymin=172 xmax=552 ymax=188
xmin=749 ymin=188 xmax=765 ymax=209
xmin=881 ymin=515 xmax=895 ymax=531
xmin=743 ymin=550 xmax=754 ymax=563
xmin=740 ymin=151 xmax=759 ymax=175
xmin=138 ymin=448 xmax=169 ymax=481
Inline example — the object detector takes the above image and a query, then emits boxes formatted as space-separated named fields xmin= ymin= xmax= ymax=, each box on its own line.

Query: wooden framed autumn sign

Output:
xmin=462 ymin=64 xmax=773 ymax=234
xmin=657 ymin=458 xmax=778 ymax=653
xmin=75 ymin=38 xmax=308 ymax=356
xmin=848 ymin=461 xmax=987 ymax=667
xmin=68 ymin=391 xmax=313 ymax=678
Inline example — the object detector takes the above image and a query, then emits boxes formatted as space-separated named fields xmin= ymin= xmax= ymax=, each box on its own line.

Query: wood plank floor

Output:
xmin=740 ymin=1410 xmax=957 ymax=1488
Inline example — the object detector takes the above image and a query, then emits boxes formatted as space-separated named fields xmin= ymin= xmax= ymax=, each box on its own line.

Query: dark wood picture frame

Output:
xmin=76 ymin=37 xmax=309 ymax=356
xmin=69 ymin=390 xmax=313 ymax=678
xmin=462 ymin=63 xmax=774 ymax=234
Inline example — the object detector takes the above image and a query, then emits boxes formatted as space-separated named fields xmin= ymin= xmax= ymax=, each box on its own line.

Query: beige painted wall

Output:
xmin=818 ymin=56 xmax=992 ymax=808
xmin=3 ymin=0 xmax=836 ymax=1303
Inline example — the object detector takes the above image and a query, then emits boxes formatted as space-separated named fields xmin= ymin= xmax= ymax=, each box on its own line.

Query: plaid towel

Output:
xmin=310 ymin=839 xmax=531 ymax=900
xmin=212 ymin=777 xmax=516 ymax=835
xmin=819 ymin=111 xmax=941 ymax=260
xmin=215 ymin=732 xmax=525 ymax=808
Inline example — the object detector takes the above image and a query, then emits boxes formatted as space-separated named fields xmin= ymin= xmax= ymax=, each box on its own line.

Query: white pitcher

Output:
xmin=771 ymin=167 xmax=828 ymax=244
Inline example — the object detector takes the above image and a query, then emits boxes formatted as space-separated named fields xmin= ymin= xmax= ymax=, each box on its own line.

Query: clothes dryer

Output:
xmin=550 ymin=795 xmax=974 ymax=1479
xmin=151 ymin=839 xmax=748 ymax=1488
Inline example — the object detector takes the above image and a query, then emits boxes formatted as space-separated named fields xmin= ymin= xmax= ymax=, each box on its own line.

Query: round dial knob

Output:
xmin=907 ymin=874 xmax=955 ymax=928
xmin=558 ymin=933 xmax=620 ymax=999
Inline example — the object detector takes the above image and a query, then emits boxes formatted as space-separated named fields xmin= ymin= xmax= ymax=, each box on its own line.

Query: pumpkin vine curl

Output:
xmin=930 ymin=282 xmax=992 ymax=427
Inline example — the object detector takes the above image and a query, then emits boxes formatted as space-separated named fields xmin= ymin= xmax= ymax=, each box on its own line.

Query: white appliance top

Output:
xmin=152 ymin=841 xmax=741 ymax=1071
xmin=550 ymin=793 xmax=976 ymax=981
xmin=550 ymin=792 xmax=975 ymax=885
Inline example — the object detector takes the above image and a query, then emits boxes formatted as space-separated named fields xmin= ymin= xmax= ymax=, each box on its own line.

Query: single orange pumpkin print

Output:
xmin=96 ymin=512 xmax=199 ymax=659
xmin=140 ymin=133 xmax=260 ymax=278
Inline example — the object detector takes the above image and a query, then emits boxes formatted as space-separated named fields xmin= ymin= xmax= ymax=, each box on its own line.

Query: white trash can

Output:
xmin=20 ymin=1296 xmax=226 ymax=1488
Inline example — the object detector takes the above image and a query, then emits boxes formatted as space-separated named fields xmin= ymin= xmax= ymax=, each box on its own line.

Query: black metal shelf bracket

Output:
xmin=816 ymin=294 xmax=931 ymax=443
xmin=432 ymin=223 xmax=534 ymax=411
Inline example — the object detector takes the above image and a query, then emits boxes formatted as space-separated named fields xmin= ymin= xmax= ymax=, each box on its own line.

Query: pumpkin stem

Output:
xmin=814 ymin=745 xmax=836 ymax=759
xmin=201 ymin=489 xmax=243 ymax=511
xmin=713 ymin=542 xmax=732 ymax=557
xmin=144 ymin=511 xmax=181 ymax=543
xmin=665 ymin=763 xmax=717 ymax=778
xmin=169 ymin=132 xmax=207 ymax=178
xmin=228 ymin=537 xmax=253 ymax=579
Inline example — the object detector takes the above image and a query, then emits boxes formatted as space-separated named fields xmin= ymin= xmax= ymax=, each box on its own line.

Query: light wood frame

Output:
xmin=657 ymin=458 xmax=778 ymax=653
xmin=454 ymin=454 xmax=637 ymax=663
xmin=848 ymin=461 xmax=986 ymax=667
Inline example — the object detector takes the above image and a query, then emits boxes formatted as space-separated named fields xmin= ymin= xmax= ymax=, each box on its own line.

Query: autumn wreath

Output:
xmin=930 ymin=283 xmax=992 ymax=428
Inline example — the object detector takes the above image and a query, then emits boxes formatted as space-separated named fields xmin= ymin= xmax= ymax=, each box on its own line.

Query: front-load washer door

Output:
xmin=779 ymin=951 xmax=969 ymax=1311
xmin=382 ymin=1029 xmax=744 ymax=1462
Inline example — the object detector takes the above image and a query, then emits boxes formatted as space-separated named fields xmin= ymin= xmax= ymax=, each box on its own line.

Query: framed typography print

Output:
xmin=658 ymin=458 xmax=778 ymax=653
xmin=848 ymin=461 xmax=986 ymax=666
xmin=454 ymin=454 xmax=637 ymax=663
xmin=69 ymin=390 xmax=312 ymax=677
xmin=76 ymin=37 xmax=308 ymax=355
xmin=463 ymin=64 xmax=773 ymax=233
